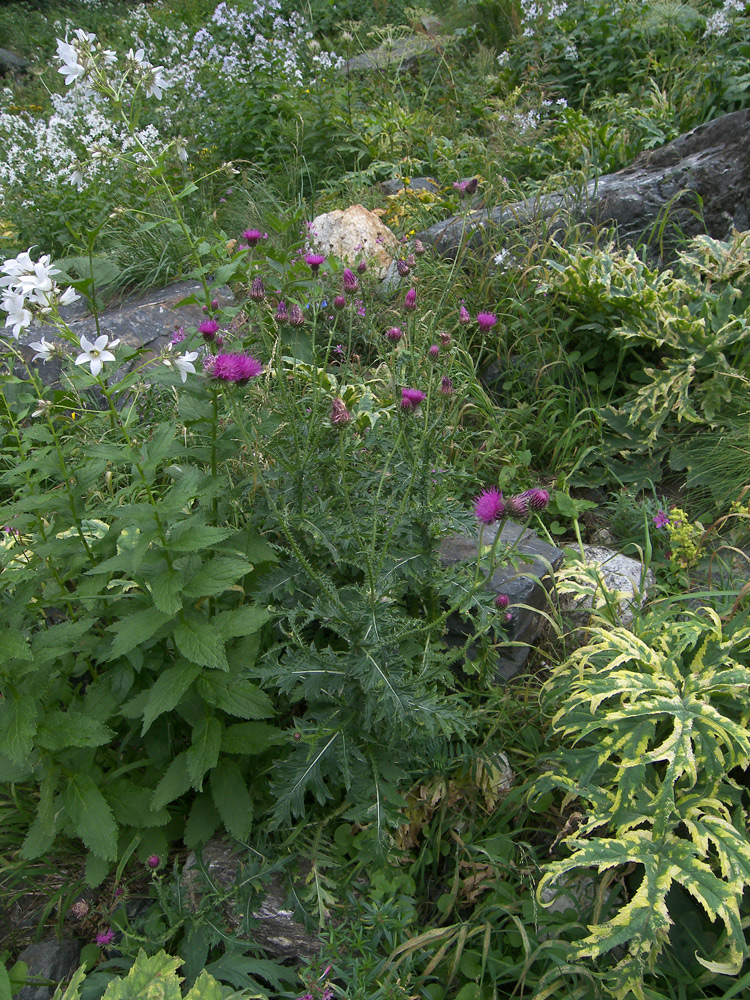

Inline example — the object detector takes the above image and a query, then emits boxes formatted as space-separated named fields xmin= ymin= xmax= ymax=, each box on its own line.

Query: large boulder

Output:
xmin=309 ymin=204 xmax=400 ymax=279
xmin=419 ymin=109 xmax=750 ymax=258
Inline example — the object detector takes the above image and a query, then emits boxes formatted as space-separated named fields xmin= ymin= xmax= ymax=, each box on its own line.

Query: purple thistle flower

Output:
xmin=440 ymin=376 xmax=454 ymax=395
xmin=506 ymin=494 xmax=530 ymax=520
xmin=288 ymin=303 xmax=305 ymax=326
xmin=171 ymin=327 xmax=185 ymax=344
xmin=275 ymin=301 xmax=288 ymax=322
xmin=494 ymin=593 xmax=510 ymax=609
xmin=459 ymin=304 xmax=470 ymax=324
xmin=199 ymin=318 xmax=219 ymax=340
xmin=474 ymin=488 xmax=505 ymax=524
xmin=330 ymin=397 xmax=352 ymax=426
xmin=385 ymin=326 xmax=403 ymax=343
xmin=209 ymin=352 xmax=263 ymax=384
xmin=404 ymin=287 xmax=417 ymax=311
xmin=304 ymin=253 xmax=326 ymax=272
xmin=396 ymin=259 xmax=411 ymax=276
xmin=357 ymin=260 xmax=367 ymax=274
xmin=96 ymin=929 xmax=115 ymax=947
xmin=477 ymin=311 xmax=497 ymax=333
xmin=342 ymin=268 xmax=359 ymax=292
xmin=400 ymin=387 xmax=426 ymax=410
xmin=653 ymin=510 xmax=670 ymax=529
xmin=147 ymin=854 xmax=160 ymax=869
xmin=249 ymin=276 xmax=265 ymax=301
xmin=242 ymin=229 xmax=266 ymax=247
xmin=523 ymin=488 xmax=550 ymax=511
xmin=428 ymin=344 xmax=440 ymax=359
xmin=333 ymin=294 xmax=346 ymax=309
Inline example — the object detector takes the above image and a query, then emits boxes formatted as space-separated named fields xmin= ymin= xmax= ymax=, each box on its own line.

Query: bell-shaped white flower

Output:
xmin=75 ymin=334 xmax=119 ymax=377
xmin=2 ymin=292 xmax=33 ymax=338
xmin=28 ymin=337 xmax=55 ymax=363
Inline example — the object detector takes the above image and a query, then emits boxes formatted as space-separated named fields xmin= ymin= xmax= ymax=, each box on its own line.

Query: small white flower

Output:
xmin=2 ymin=292 xmax=33 ymax=338
xmin=69 ymin=167 xmax=85 ymax=189
xmin=56 ymin=38 xmax=86 ymax=86
xmin=143 ymin=66 xmax=169 ymax=99
xmin=163 ymin=347 xmax=199 ymax=383
xmin=74 ymin=333 xmax=119 ymax=376
xmin=58 ymin=286 xmax=80 ymax=307
xmin=28 ymin=336 xmax=55 ymax=362
xmin=32 ymin=399 xmax=52 ymax=418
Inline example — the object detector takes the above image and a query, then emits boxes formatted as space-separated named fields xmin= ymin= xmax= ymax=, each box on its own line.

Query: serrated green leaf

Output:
xmin=240 ymin=532 xmax=278 ymax=565
xmin=183 ymin=556 xmax=254 ymax=599
xmin=213 ymin=604 xmax=270 ymax=641
xmin=63 ymin=774 xmax=118 ymax=861
xmin=210 ymin=760 xmax=252 ymax=840
xmin=104 ymin=779 xmax=170 ymax=828
xmin=186 ymin=716 xmax=222 ymax=790
xmin=141 ymin=660 xmax=202 ymax=734
xmin=105 ymin=606 xmax=173 ymax=660
xmin=142 ymin=421 xmax=177 ymax=469
xmin=37 ymin=711 xmax=115 ymax=751
xmin=149 ymin=567 xmax=183 ymax=615
xmin=174 ymin=617 xmax=228 ymax=670
xmin=20 ymin=814 xmax=56 ymax=860
xmin=185 ymin=969 xmax=225 ymax=1000
xmin=198 ymin=674 xmax=273 ymax=719
xmin=0 ymin=628 xmax=32 ymax=664
xmin=31 ymin=618 xmax=94 ymax=665
xmin=151 ymin=751 xmax=191 ymax=811
xmin=101 ymin=950 xmax=182 ymax=1000
xmin=184 ymin=792 xmax=221 ymax=848
xmin=168 ymin=521 xmax=234 ymax=552
xmin=0 ymin=964 xmax=12 ymax=1000
xmin=221 ymin=721 xmax=285 ymax=754
xmin=0 ymin=692 xmax=37 ymax=763
xmin=84 ymin=852 xmax=109 ymax=888
xmin=51 ymin=965 xmax=87 ymax=1000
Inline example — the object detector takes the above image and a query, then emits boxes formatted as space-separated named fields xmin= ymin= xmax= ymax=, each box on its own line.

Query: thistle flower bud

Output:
xmin=275 ymin=301 xmax=288 ymax=322
xmin=506 ymin=494 xmax=530 ymax=520
xmin=249 ymin=276 xmax=265 ymax=301
xmin=385 ymin=326 xmax=403 ymax=343
xmin=289 ymin=303 xmax=305 ymax=326
xmin=333 ymin=294 xmax=346 ymax=309
xmin=396 ymin=259 xmax=411 ymax=276
xmin=330 ymin=397 xmax=352 ymax=426
xmin=523 ymin=488 xmax=550 ymax=511
xmin=414 ymin=239 xmax=425 ymax=256
xmin=404 ymin=287 xmax=417 ymax=311
xmin=494 ymin=593 xmax=510 ymax=609
xmin=428 ymin=344 xmax=440 ymax=359
xmin=357 ymin=260 xmax=367 ymax=274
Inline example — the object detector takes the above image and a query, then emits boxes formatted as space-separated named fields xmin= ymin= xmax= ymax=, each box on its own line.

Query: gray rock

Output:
xmin=439 ymin=521 xmax=565 ymax=680
xmin=182 ymin=838 xmax=319 ymax=962
xmin=16 ymin=939 xmax=81 ymax=1000
xmin=418 ymin=108 xmax=750 ymax=259
xmin=558 ymin=545 xmax=655 ymax=628
xmin=379 ymin=177 xmax=440 ymax=197
xmin=344 ymin=36 xmax=440 ymax=74
xmin=0 ymin=48 xmax=29 ymax=76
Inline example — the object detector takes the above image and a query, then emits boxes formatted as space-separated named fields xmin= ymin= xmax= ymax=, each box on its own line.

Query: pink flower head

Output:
xmin=440 ymin=376 xmax=454 ymax=395
xmin=357 ymin=260 xmax=367 ymax=274
xmin=147 ymin=854 xmax=160 ymax=869
xmin=523 ymin=488 xmax=550 ymax=512
xmin=385 ymin=326 xmax=403 ymax=343
xmin=494 ymin=593 xmax=510 ymax=609
xmin=209 ymin=352 xmax=263 ymax=384
xmin=342 ymin=268 xmax=359 ymax=292
xmin=211 ymin=298 xmax=219 ymax=309
xmin=249 ymin=276 xmax=265 ymax=301
xmin=275 ymin=301 xmax=288 ymax=322
xmin=506 ymin=493 xmax=530 ymax=520
xmin=404 ymin=287 xmax=417 ymax=311
xmin=199 ymin=318 xmax=219 ymax=339
xmin=288 ymin=303 xmax=305 ymax=326
xmin=333 ymin=294 xmax=346 ymax=309
xmin=653 ymin=510 xmax=670 ymax=529
xmin=428 ymin=344 xmax=440 ymax=359
xmin=242 ymin=229 xmax=266 ymax=247
xmin=400 ymin=387 xmax=426 ymax=410
xmin=459 ymin=304 xmax=470 ymax=324
xmin=304 ymin=253 xmax=326 ymax=272
xmin=474 ymin=488 xmax=505 ymax=524
xmin=330 ymin=397 xmax=352 ymax=426
xmin=476 ymin=311 xmax=497 ymax=334
xmin=96 ymin=929 xmax=115 ymax=947
xmin=439 ymin=331 xmax=452 ymax=346
xmin=171 ymin=327 xmax=185 ymax=344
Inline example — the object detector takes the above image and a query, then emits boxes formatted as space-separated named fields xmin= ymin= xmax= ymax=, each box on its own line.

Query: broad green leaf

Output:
xmin=198 ymin=674 xmax=273 ymax=719
xmin=168 ymin=521 xmax=234 ymax=552
xmin=105 ymin=607 xmax=173 ymax=660
xmin=149 ymin=567 xmax=183 ymax=615
xmin=84 ymin=852 xmax=109 ymax=888
xmin=51 ymin=965 xmax=87 ymax=1000
xmin=151 ymin=751 xmax=191 ymax=811
xmin=186 ymin=716 xmax=221 ymax=789
xmin=0 ymin=628 xmax=32 ymax=664
xmin=221 ymin=721 xmax=285 ymax=754
xmin=20 ymin=815 xmax=56 ymax=860
xmin=182 ymin=556 xmax=254 ymax=599
xmin=31 ymin=618 xmax=94 ymax=665
xmin=36 ymin=711 xmax=115 ymax=751
xmin=210 ymin=760 xmax=252 ymax=840
xmin=104 ymin=779 xmax=170 ymax=828
xmin=63 ymin=773 xmax=118 ymax=861
xmin=101 ymin=950 xmax=182 ymax=1000
xmin=185 ymin=970 xmax=225 ymax=1000
xmin=184 ymin=792 xmax=221 ymax=848
xmin=0 ymin=963 xmax=11 ymax=1000
xmin=0 ymin=692 xmax=37 ymax=763
xmin=141 ymin=421 xmax=176 ymax=469
xmin=213 ymin=604 xmax=270 ymax=641
xmin=141 ymin=660 xmax=202 ymax=734
xmin=242 ymin=533 xmax=278 ymax=564
xmin=174 ymin=617 xmax=228 ymax=671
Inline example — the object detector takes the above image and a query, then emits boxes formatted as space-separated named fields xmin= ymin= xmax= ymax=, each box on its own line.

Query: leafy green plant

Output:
xmin=534 ymin=603 xmax=750 ymax=999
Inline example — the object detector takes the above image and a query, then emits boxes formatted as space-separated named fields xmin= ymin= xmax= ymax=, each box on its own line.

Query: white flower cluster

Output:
xmin=0 ymin=249 xmax=79 ymax=338
xmin=703 ymin=0 xmax=746 ymax=37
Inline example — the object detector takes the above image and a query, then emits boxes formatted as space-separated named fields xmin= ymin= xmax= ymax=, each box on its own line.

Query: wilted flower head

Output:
xmin=440 ymin=376 xmax=454 ymax=395
xmin=414 ymin=239 xmax=426 ymax=256
xmin=396 ymin=259 xmax=411 ymax=277
xmin=330 ymin=397 xmax=352 ymax=426
xmin=249 ymin=276 xmax=265 ymax=301
xmin=453 ymin=177 xmax=479 ymax=197
xmin=242 ymin=229 xmax=266 ymax=247
xmin=342 ymin=268 xmax=359 ymax=292
xmin=439 ymin=331 xmax=452 ymax=346
xmin=288 ymin=303 xmax=305 ymax=326
xmin=304 ymin=253 xmax=326 ymax=272
xmin=400 ymin=387 xmax=426 ymax=410
xmin=385 ymin=326 xmax=403 ymax=343
xmin=476 ymin=311 xmax=497 ymax=334
xmin=70 ymin=900 xmax=89 ymax=920
xmin=275 ymin=301 xmax=288 ymax=322
xmin=208 ymin=352 xmax=263 ymax=384
xmin=404 ymin=287 xmax=417 ymax=311
xmin=474 ymin=487 xmax=505 ymax=525
xmin=458 ymin=304 xmax=470 ymax=324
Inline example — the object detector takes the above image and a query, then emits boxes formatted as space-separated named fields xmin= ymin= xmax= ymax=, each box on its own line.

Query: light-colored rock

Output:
xmin=309 ymin=204 xmax=399 ymax=279
xmin=558 ymin=545 xmax=655 ymax=628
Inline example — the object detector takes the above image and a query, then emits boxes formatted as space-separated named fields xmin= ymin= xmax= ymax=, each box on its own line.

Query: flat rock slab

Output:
xmin=0 ymin=47 xmax=29 ymax=75
xmin=380 ymin=177 xmax=440 ymax=197
xmin=344 ymin=36 xmax=441 ymax=74
xmin=419 ymin=108 xmax=750 ymax=259
xmin=16 ymin=939 xmax=81 ymax=1000
xmin=439 ymin=521 xmax=564 ymax=681
xmin=14 ymin=280 xmax=233 ymax=388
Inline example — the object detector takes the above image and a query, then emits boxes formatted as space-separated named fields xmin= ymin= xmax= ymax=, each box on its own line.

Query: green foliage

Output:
xmin=535 ymin=604 xmax=750 ymax=998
